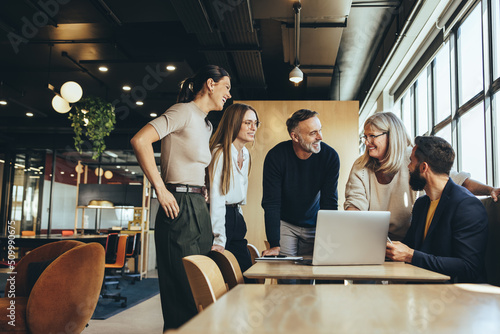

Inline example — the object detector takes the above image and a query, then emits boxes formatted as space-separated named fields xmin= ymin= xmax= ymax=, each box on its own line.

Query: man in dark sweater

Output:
xmin=261 ymin=109 xmax=340 ymax=257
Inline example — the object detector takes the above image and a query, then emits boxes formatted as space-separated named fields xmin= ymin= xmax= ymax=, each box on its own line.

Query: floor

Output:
xmin=84 ymin=294 xmax=164 ymax=334
xmin=84 ymin=270 xmax=164 ymax=334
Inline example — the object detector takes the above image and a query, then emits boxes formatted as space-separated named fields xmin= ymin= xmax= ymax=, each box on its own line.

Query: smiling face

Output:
xmin=235 ymin=109 xmax=258 ymax=145
xmin=210 ymin=76 xmax=232 ymax=111
xmin=293 ymin=116 xmax=323 ymax=154
xmin=364 ymin=125 xmax=388 ymax=161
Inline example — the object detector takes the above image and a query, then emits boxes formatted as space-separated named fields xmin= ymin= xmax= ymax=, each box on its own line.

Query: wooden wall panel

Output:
xmin=234 ymin=101 xmax=359 ymax=252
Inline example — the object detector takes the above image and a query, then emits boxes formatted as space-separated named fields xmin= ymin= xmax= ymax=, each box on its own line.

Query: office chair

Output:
xmin=0 ymin=240 xmax=104 ymax=333
xmin=482 ymin=197 xmax=500 ymax=286
xmin=247 ymin=244 xmax=265 ymax=284
xmin=101 ymin=234 xmax=128 ymax=307
xmin=182 ymin=255 xmax=227 ymax=312
xmin=209 ymin=250 xmax=244 ymax=290
xmin=123 ymin=232 xmax=141 ymax=283
xmin=247 ymin=243 xmax=260 ymax=264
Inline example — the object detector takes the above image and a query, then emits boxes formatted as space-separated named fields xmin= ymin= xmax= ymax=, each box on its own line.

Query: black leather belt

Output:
xmin=226 ymin=203 xmax=240 ymax=208
xmin=166 ymin=184 xmax=205 ymax=194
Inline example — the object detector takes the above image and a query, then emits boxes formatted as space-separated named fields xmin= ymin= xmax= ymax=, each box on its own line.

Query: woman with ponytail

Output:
xmin=208 ymin=103 xmax=259 ymax=275
xmin=131 ymin=65 xmax=231 ymax=330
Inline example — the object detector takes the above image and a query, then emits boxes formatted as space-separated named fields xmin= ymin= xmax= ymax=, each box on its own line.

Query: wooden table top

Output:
xmin=244 ymin=261 xmax=450 ymax=282
xmin=178 ymin=284 xmax=500 ymax=333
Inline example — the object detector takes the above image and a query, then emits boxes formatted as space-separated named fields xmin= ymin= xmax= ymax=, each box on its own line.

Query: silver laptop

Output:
xmin=312 ymin=210 xmax=390 ymax=265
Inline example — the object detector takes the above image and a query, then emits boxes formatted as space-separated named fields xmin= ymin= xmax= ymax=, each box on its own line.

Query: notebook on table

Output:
xmin=312 ymin=210 xmax=390 ymax=266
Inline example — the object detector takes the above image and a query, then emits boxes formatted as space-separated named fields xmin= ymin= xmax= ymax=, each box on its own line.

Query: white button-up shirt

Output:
xmin=210 ymin=144 xmax=249 ymax=247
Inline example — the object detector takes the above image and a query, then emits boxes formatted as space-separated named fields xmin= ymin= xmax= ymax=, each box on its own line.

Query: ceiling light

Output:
xmin=136 ymin=101 xmax=144 ymax=106
xmin=52 ymin=95 xmax=71 ymax=113
xmin=60 ymin=81 xmax=83 ymax=103
xmin=122 ymin=85 xmax=131 ymax=91
xmin=99 ymin=66 xmax=108 ymax=72
xmin=166 ymin=65 xmax=176 ymax=71
xmin=26 ymin=112 xmax=34 ymax=117
xmin=95 ymin=167 xmax=104 ymax=177
xmin=289 ymin=66 xmax=303 ymax=83
xmin=0 ymin=82 xmax=7 ymax=105
xmin=150 ymin=112 xmax=157 ymax=117
xmin=289 ymin=2 xmax=303 ymax=85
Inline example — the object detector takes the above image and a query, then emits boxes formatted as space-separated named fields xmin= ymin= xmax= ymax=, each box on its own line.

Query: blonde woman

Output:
xmin=209 ymin=103 xmax=259 ymax=274
xmin=345 ymin=111 xmax=499 ymax=241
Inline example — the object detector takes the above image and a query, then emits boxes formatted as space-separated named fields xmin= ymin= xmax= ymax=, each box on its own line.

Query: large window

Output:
xmin=392 ymin=1 xmax=500 ymax=187
xmin=435 ymin=42 xmax=452 ymax=123
xmin=495 ymin=93 xmax=500 ymax=184
xmin=457 ymin=5 xmax=483 ymax=105
xmin=416 ymin=70 xmax=429 ymax=135
xmin=492 ymin=0 xmax=500 ymax=79
xmin=460 ymin=103 xmax=486 ymax=183
xmin=401 ymin=91 xmax=413 ymax=138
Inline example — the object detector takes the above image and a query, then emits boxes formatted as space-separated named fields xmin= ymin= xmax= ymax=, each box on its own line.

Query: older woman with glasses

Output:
xmin=209 ymin=103 xmax=259 ymax=274
xmin=344 ymin=111 xmax=499 ymax=241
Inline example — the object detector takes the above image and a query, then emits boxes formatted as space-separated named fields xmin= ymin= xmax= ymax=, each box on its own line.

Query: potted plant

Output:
xmin=69 ymin=97 xmax=116 ymax=160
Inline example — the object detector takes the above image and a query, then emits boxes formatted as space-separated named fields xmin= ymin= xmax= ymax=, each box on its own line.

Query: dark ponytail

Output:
xmin=177 ymin=65 xmax=230 ymax=103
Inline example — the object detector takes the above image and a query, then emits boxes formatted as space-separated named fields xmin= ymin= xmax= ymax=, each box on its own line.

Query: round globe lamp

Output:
xmin=60 ymin=81 xmax=83 ymax=103
xmin=52 ymin=95 xmax=71 ymax=113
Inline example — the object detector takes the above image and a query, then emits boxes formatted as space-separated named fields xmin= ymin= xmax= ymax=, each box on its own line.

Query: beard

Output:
xmin=298 ymin=134 xmax=321 ymax=154
xmin=409 ymin=167 xmax=427 ymax=191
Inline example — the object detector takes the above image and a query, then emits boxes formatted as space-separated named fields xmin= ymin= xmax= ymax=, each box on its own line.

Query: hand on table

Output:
xmin=386 ymin=241 xmax=414 ymax=263
xmin=262 ymin=246 xmax=280 ymax=256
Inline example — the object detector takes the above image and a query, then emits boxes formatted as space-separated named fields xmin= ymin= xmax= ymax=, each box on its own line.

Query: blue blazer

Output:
xmin=403 ymin=178 xmax=488 ymax=283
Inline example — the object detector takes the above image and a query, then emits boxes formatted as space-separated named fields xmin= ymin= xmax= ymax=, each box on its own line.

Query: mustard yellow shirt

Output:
xmin=424 ymin=198 xmax=440 ymax=240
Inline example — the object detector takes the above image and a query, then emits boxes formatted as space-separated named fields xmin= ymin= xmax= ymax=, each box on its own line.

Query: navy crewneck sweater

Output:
xmin=261 ymin=140 xmax=340 ymax=248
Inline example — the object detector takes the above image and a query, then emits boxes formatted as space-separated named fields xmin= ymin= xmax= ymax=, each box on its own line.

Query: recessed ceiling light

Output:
xmin=166 ymin=65 xmax=176 ymax=71
xmin=136 ymin=101 xmax=144 ymax=106
xmin=122 ymin=85 xmax=131 ymax=91
xmin=150 ymin=112 xmax=157 ymax=117
xmin=99 ymin=66 xmax=108 ymax=72
xmin=0 ymin=100 xmax=7 ymax=105
xmin=26 ymin=112 xmax=34 ymax=117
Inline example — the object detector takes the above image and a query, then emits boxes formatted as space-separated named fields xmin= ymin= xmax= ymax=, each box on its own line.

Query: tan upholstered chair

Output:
xmin=209 ymin=250 xmax=244 ymax=290
xmin=0 ymin=240 xmax=105 ymax=333
xmin=182 ymin=255 xmax=227 ymax=312
xmin=482 ymin=197 xmax=500 ymax=286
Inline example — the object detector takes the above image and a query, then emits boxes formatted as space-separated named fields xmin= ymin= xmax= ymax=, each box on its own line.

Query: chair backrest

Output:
xmin=247 ymin=244 xmax=260 ymax=264
xmin=26 ymin=241 xmax=105 ymax=334
xmin=126 ymin=233 xmax=140 ymax=257
xmin=21 ymin=230 xmax=35 ymax=236
xmin=106 ymin=235 xmax=128 ymax=269
xmin=209 ymin=250 xmax=244 ymax=290
xmin=182 ymin=255 xmax=228 ymax=312
xmin=12 ymin=240 xmax=85 ymax=297
xmin=482 ymin=197 xmax=500 ymax=286
xmin=105 ymin=233 xmax=119 ymax=263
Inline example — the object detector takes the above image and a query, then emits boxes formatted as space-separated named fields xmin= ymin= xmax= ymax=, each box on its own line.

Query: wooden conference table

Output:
xmin=244 ymin=261 xmax=451 ymax=282
xmin=178 ymin=284 xmax=500 ymax=333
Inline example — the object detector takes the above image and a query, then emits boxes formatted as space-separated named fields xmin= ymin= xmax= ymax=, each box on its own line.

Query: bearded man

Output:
xmin=262 ymin=109 xmax=340 ymax=259
xmin=386 ymin=136 xmax=488 ymax=283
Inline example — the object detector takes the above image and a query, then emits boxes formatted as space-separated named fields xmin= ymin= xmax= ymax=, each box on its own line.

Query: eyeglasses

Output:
xmin=242 ymin=120 xmax=261 ymax=128
xmin=360 ymin=132 xmax=388 ymax=143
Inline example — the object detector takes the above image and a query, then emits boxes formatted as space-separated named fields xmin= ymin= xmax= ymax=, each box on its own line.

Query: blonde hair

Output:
xmin=209 ymin=103 xmax=259 ymax=195
xmin=357 ymin=112 xmax=412 ymax=174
